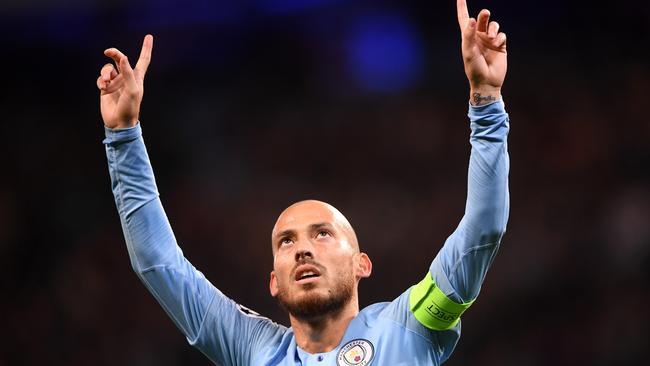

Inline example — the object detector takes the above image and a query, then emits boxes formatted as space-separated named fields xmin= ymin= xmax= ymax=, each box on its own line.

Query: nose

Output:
xmin=294 ymin=238 xmax=315 ymax=262
xmin=295 ymin=249 xmax=313 ymax=262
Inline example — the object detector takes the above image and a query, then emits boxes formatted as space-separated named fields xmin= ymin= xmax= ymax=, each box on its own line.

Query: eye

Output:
xmin=279 ymin=237 xmax=293 ymax=246
xmin=317 ymin=231 xmax=331 ymax=238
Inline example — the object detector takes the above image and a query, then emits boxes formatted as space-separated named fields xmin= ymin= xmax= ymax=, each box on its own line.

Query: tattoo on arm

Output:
xmin=472 ymin=93 xmax=497 ymax=106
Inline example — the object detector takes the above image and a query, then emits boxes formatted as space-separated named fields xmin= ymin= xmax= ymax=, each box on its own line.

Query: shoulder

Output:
xmin=196 ymin=292 xmax=288 ymax=350
xmin=360 ymin=289 xmax=461 ymax=345
xmin=359 ymin=290 xmax=428 ymax=337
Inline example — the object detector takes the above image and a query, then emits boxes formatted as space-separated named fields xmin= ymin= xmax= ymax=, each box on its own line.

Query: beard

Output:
xmin=275 ymin=273 xmax=354 ymax=321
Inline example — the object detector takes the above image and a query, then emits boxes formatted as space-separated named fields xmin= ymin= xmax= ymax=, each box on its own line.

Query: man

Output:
xmin=97 ymin=0 xmax=509 ymax=364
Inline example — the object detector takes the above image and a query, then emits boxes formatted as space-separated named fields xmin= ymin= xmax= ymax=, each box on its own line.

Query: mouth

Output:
xmin=294 ymin=264 xmax=322 ymax=284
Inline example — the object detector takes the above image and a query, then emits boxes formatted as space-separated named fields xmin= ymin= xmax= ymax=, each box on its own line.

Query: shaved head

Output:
xmin=269 ymin=199 xmax=371 ymax=322
xmin=271 ymin=200 xmax=359 ymax=253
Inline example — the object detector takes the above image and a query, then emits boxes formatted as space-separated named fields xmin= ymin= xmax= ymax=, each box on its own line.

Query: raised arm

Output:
xmin=409 ymin=0 xmax=509 ymax=336
xmin=97 ymin=36 xmax=284 ymax=365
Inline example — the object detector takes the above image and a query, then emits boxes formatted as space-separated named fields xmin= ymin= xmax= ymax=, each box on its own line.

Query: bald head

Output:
xmin=271 ymin=200 xmax=359 ymax=253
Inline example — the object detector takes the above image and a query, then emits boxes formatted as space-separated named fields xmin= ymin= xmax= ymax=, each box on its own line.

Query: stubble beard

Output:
xmin=276 ymin=274 xmax=354 ymax=322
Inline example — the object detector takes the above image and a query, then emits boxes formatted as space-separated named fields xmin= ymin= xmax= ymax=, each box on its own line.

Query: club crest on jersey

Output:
xmin=337 ymin=339 xmax=374 ymax=366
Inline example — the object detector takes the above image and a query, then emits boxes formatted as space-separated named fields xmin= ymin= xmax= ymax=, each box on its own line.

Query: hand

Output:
xmin=97 ymin=35 xmax=153 ymax=129
xmin=456 ymin=0 xmax=507 ymax=105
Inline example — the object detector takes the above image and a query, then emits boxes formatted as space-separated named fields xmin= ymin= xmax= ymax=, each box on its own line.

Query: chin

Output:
xmin=294 ymin=287 xmax=330 ymax=305
xmin=277 ymin=283 xmax=353 ymax=321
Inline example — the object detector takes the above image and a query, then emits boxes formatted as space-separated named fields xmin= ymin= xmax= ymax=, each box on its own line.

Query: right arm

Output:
xmin=97 ymin=35 xmax=285 ymax=365
xmin=104 ymin=122 xmax=215 ymax=342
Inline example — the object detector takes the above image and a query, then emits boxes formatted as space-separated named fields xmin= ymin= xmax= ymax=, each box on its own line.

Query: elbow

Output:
xmin=467 ymin=209 xmax=508 ymax=244
xmin=479 ymin=226 xmax=506 ymax=245
xmin=482 ymin=213 xmax=508 ymax=243
xmin=474 ymin=199 xmax=509 ymax=243
xmin=126 ymin=248 xmax=153 ymax=276
xmin=129 ymin=256 xmax=145 ymax=276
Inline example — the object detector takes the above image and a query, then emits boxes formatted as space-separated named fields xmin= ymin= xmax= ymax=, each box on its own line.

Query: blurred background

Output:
xmin=1 ymin=0 xmax=649 ymax=364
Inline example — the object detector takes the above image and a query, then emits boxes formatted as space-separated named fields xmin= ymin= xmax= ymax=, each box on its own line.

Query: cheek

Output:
xmin=273 ymin=260 xmax=292 ymax=281
xmin=330 ymin=254 xmax=355 ymax=276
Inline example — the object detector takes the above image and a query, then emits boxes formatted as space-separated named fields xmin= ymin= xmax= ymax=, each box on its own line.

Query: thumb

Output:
xmin=120 ymin=56 xmax=139 ymax=92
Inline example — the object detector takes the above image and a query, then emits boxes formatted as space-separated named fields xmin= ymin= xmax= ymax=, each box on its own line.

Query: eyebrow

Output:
xmin=273 ymin=222 xmax=334 ymax=240
xmin=309 ymin=222 xmax=334 ymax=232
xmin=274 ymin=229 xmax=296 ymax=241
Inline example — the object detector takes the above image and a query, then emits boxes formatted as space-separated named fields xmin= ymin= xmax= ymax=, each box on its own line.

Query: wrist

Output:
xmin=103 ymin=115 xmax=139 ymax=130
xmin=104 ymin=120 xmax=140 ymax=131
xmin=469 ymin=87 xmax=501 ymax=106
xmin=103 ymin=123 xmax=142 ymax=146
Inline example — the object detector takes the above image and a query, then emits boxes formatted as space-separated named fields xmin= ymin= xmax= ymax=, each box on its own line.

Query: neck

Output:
xmin=289 ymin=296 xmax=359 ymax=354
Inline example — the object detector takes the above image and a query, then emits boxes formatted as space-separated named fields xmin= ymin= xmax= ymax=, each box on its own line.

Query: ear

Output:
xmin=269 ymin=271 xmax=279 ymax=297
xmin=355 ymin=252 xmax=372 ymax=279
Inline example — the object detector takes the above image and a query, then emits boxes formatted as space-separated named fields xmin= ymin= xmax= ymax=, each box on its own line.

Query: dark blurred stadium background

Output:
xmin=1 ymin=0 xmax=648 ymax=364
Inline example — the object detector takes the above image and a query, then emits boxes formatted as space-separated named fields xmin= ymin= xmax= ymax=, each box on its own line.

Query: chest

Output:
xmin=258 ymin=321 xmax=439 ymax=366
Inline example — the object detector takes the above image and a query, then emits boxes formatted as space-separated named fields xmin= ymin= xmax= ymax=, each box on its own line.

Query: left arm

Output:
xmin=409 ymin=0 xmax=509 ymax=332
xmin=430 ymin=100 xmax=509 ymax=302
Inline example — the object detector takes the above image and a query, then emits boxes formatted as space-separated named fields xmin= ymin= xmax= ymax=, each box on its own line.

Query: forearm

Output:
xmin=464 ymin=99 xmax=510 ymax=241
xmin=103 ymin=124 xmax=180 ymax=270
xmin=103 ymin=124 xmax=214 ymax=340
xmin=431 ymin=100 xmax=510 ymax=303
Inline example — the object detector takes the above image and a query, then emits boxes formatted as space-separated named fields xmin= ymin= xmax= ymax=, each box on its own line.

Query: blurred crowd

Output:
xmin=1 ymin=0 xmax=648 ymax=365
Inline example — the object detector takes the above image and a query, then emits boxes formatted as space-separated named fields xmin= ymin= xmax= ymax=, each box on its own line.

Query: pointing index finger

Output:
xmin=457 ymin=0 xmax=469 ymax=28
xmin=135 ymin=34 xmax=153 ymax=75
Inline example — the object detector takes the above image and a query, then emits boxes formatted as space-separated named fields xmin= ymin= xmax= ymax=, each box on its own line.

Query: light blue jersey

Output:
xmin=103 ymin=101 xmax=509 ymax=365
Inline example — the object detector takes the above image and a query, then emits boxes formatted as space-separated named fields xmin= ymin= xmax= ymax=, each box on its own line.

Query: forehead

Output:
xmin=273 ymin=201 xmax=339 ymax=234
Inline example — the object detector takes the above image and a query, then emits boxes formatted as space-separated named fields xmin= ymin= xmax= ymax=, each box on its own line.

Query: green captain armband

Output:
xmin=409 ymin=273 xmax=475 ymax=330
